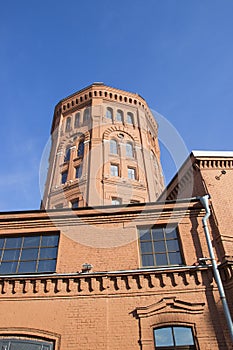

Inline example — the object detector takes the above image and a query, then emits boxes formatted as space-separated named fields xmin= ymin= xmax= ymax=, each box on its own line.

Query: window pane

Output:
xmin=40 ymin=247 xmax=57 ymax=259
xmin=126 ymin=143 xmax=133 ymax=157
xmin=154 ymin=327 xmax=174 ymax=346
xmin=152 ymin=228 xmax=164 ymax=240
xmin=0 ymin=238 xmax=5 ymax=248
xmin=38 ymin=260 xmax=56 ymax=273
xmin=139 ymin=230 xmax=151 ymax=241
xmin=155 ymin=253 xmax=168 ymax=266
xmin=2 ymin=249 xmax=20 ymax=261
xmin=0 ymin=261 xmax=18 ymax=274
xmin=140 ymin=241 xmax=153 ymax=253
xmin=110 ymin=164 xmax=119 ymax=176
xmin=21 ymin=248 xmax=39 ymax=261
xmin=167 ymin=239 xmax=179 ymax=251
xmin=23 ymin=236 xmax=40 ymax=248
xmin=41 ymin=235 xmax=59 ymax=247
xmin=110 ymin=140 xmax=118 ymax=154
xmin=61 ymin=171 xmax=68 ymax=184
xmin=72 ymin=200 xmax=79 ymax=209
xmin=76 ymin=165 xmax=82 ymax=178
xmin=166 ymin=228 xmax=178 ymax=239
xmin=173 ymin=327 xmax=194 ymax=346
xmin=142 ymin=254 xmax=154 ymax=266
xmin=116 ymin=110 xmax=123 ymax=122
xmin=154 ymin=241 xmax=166 ymax=253
xmin=77 ymin=141 xmax=84 ymax=156
xmin=169 ymin=252 xmax=182 ymax=265
xmin=9 ymin=341 xmax=43 ymax=350
xmin=5 ymin=237 xmax=22 ymax=248
xmin=18 ymin=261 xmax=37 ymax=273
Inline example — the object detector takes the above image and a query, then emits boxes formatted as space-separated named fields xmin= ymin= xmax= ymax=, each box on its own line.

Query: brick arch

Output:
xmin=103 ymin=126 xmax=139 ymax=142
xmin=58 ymin=131 xmax=90 ymax=152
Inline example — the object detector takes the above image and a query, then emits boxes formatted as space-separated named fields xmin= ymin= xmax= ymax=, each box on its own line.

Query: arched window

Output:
xmin=106 ymin=107 xmax=113 ymax=120
xmin=127 ymin=112 xmax=134 ymax=125
xmin=77 ymin=140 xmax=84 ymax=157
xmin=64 ymin=147 xmax=71 ymax=162
xmin=83 ymin=108 xmax=90 ymax=122
xmin=65 ymin=117 xmax=71 ymax=132
xmin=126 ymin=142 xmax=134 ymax=157
xmin=154 ymin=326 xmax=196 ymax=349
xmin=110 ymin=139 xmax=118 ymax=155
xmin=0 ymin=338 xmax=54 ymax=349
xmin=116 ymin=109 xmax=123 ymax=122
xmin=74 ymin=112 xmax=80 ymax=128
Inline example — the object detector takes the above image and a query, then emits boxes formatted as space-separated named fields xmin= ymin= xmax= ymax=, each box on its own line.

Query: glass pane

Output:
xmin=21 ymin=248 xmax=39 ymax=260
xmin=23 ymin=236 xmax=40 ymax=248
xmin=139 ymin=229 xmax=151 ymax=241
xmin=0 ymin=238 xmax=5 ymax=248
xmin=140 ymin=241 xmax=153 ymax=253
xmin=169 ymin=252 xmax=182 ymax=265
xmin=154 ymin=327 xmax=174 ymax=346
xmin=0 ymin=261 xmax=18 ymax=274
xmin=173 ymin=327 xmax=194 ymax=346
xmin=18 ymin=261 xmax=37 ymax=273
xmin=40 ymin=247 xmax=57 ymax=259
xmin=41 ymin=235 xmax=59 ymax=247
xmin=2 ymin=249 xmax=20 ymax=261
xmin=152 ymin=228 xmax=164 ymax=240
xmin=154 ymin=240 xmax=166 ymax=252
xmin=5 ymin=237 xmax=22 ymax=248
xmin=10 ymin=341 xmax=42 ymax=350
xmin=167 ymin=239 xmax=179 ymax=251
xmin=155 ymin=253 xmax=168 ymax=266
xmin=38 ymin=259 xmax=56 ymax=273
xmin=142 ymin=254 xmax=154 ymax=267
xmin=166 ymin=228 xmax=178 ymax=239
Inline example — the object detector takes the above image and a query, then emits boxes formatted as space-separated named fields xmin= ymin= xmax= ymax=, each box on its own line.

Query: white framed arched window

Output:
xmin=116 ymin=109 xmax=123 ymax=122
xmin=127 ymin=112 xmax=134 ymax=125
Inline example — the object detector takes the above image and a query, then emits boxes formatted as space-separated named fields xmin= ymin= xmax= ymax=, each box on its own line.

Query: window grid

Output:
xmin=154 ymin=326 xmax=196 ymax=349
xmin=0 ymin=234 xmax=59 ymax=275
xmin=139 ymin=226 xmax=183 ymax=267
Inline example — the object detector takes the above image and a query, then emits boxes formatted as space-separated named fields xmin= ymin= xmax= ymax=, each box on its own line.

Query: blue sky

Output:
xmin=0 ymin=0 xmax=233 ymax=211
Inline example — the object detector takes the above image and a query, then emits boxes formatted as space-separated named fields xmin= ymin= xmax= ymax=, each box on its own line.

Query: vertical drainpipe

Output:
xmin=199 ymin=195 xmax=233 ymax=343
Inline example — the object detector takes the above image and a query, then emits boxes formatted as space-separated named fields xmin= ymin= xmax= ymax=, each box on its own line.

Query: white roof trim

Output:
xmin=192 ymin=150 xmax=233 ymax=157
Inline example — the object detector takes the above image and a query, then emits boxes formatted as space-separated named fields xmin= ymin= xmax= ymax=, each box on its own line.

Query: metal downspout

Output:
xmin=199 ymin=195 xmax=233 ymax=343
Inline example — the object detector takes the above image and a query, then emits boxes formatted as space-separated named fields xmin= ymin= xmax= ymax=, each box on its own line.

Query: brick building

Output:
xmin=0 ymin=84 xmax=232 ymax=349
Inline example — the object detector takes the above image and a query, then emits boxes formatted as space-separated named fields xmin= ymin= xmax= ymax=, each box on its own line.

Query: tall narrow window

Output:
xmin=116 ymin=109 xmax=123 ymax=122
xmin=138 ymin=226 xmax=183 ymax=267
xmin=106 ymin=107 xmax=113 ymax=120
xmin=128 ymin=167 xmax=136 ymax=180
xmin=127 ymin=112 xmax=134 ymax=125
xmin=77 ymin=140 xmax=84 ymax=157
xmin=110 ymin=164 xmax=119 ymax=177
xmin=74 ymin=112 xmax=80 ymax=128
xmin=83 ymin=108 xmax=90 ymax=122
xmin=71 ymin=199 xmax=79 ymax=208
xmin=154 ymin=326 xmax=196 ymax=349
xmin=126 ymin=142 xmax=134 ymax=157
xmin=110 ymin=139 xmax=118 ymax=155
xmin=65 ymin=117 xmax=71 ymax=132
xmin=75 ymin=165 xmax=82 ymax=179
xmin=61 ymin=171 xmax=68 ymax=184
xmin=64 ymin=147 xmax=71 ymax=162
xmin=0 ymin=233 xmax=59 ymax=274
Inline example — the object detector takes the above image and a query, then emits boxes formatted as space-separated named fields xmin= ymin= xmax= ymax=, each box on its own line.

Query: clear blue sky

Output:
xmin=0 ymin=0 xmax=233 ymax=211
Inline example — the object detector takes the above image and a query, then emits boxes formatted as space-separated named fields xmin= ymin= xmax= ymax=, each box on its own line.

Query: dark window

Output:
xmin=74 ymin=112 xmax=80 ymax=128
xmin=75 ymin=165 xmax=82 ymax=179
xmin=71 ymin=199 xmax=79 ymax=209
xmin=61 ymin=171 xmax=68 ymax=184
xmin=0 ymin=233 xmax=59 ymax=275
xmin=154 ymin=326 xmax=196 ymax=349
xmin=138 ymin=226 xmax=183 ymax=267
xmin=64 ymin=147 xmax=70 ymax=162
xmin=110 ymin=139 xmax=118 ymax=155
xmin=77 ymin=141 xmax=84 ymax=157
xmin=65 ymin=117 xmax=71 ymax=132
